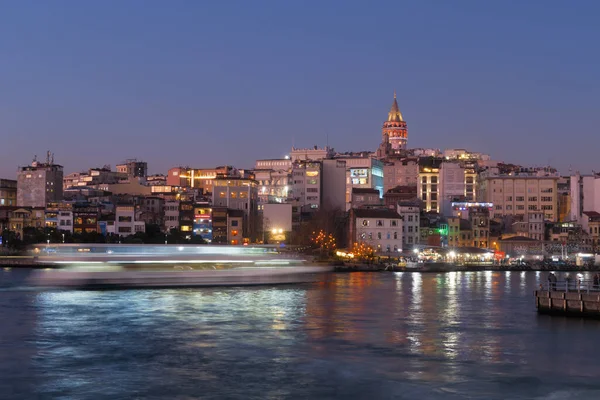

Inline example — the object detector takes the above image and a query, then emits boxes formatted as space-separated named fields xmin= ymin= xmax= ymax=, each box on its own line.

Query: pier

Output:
xmin=535 ymin=280 xmax=600 ymax=317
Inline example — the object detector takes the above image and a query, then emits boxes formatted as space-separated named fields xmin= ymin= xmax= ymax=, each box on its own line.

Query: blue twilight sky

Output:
xmin=1 ymin=1 xmax=600 ymax=178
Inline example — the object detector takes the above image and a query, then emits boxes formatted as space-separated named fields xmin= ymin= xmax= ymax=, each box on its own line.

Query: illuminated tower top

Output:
xmin=382 ymin=91 xmax=408 ymax=152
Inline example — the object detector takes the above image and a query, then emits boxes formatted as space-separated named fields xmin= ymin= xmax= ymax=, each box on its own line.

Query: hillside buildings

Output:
xmin=17 ymin=153 xmax=63 ymax=208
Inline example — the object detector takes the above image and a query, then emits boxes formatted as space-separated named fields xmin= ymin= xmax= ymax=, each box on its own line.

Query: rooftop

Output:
xmin=353 ymin=208 xmax=400 ymax=219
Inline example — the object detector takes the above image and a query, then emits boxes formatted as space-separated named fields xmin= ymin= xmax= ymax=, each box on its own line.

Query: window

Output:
xmin=506 ymin=205 xmax=512 ymax=210
xmin=307 ymin=188 xmax=318 ymax=193
xmin=231 ymin=220 xmax=238 ymax=227
xmin=376 ymin=220 xmax=383 ymax=227
xmin=422 ymin=177 xmax=427 ymax=184
xmin=362 ymin=220 xmax=369 ymax=227
xmin=506 ymin=196 xmax=513 ymax=201
xmin=541 ymin=205 xmax=553 ymax=210
xmin=408 ymin=226 xmax=413 ymax=233
xmin=230 ymin=192 xmax=237 ymax=198
xmin=387 ymin=233 xmax=391 ymax=239
xmin=528 ymin=197 xmax=538 ymax=202
xmin=368 ymin=233 xmax=373 ymax=240
xmin=377 ymin=232 xmax=382 ymax=240
xmin=360 ymin=233 xmax=366 ymax=239
xmin=408 ymin=215 xmax=413 ymax=222
xmin=528 ymin=205 xmax=537 ymax=210
xmin=431 ymin=176 xmax=438 ymax=184
xmin=306 ymin=171 xmax=319 ymax=177
xmin=517 ymin=205 xmax=525 ymax=210
xmin=307 ymin=179 xmax=318 ymax=185
xmin=219 ymin=192 xmax=226 ymax=198
xmin=541 ymin=196 xmax=552 ymax=202
xmin=495 ymin=205 xmax=502 ymax=210
xmin=516 ymin=196 xmax=524 ymax=202
xmin=408 ymin=236 xmax=413 ymax=243
xmin=394 ymin=232 xmax=397 ymax=239
xmin=391 ymin=220 xmax=397 ymax=227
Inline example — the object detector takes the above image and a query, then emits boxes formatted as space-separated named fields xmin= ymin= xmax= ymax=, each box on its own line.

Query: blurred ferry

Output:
xmin=26 ymin=244 xmax=331 ymax=289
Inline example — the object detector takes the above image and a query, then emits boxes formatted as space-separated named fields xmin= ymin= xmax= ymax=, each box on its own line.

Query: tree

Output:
xmin=311 ymin=229 xmax=337 ymax=257
xmin=352 ymin=242 xmax=375 ymax=263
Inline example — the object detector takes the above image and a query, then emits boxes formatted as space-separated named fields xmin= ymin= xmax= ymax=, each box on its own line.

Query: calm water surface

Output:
xmin=1 ymin=270 xmax=600 ymax=399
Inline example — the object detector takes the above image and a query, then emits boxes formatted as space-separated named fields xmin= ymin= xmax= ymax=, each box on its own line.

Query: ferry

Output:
xmin=26 ymin=244 xmax=332 ymax=289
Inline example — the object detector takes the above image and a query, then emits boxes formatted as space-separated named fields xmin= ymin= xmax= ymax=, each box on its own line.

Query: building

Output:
xmin=164 ymin=201 xmax=180 ymax=232
xmin=478 ymin=169 xmax=559 ymax=222
xmin=193 ymin=203 xmax=213 ymax=243
xmin=254 ymin=158 xmax=292 ymax=206
xmin=337 ymin=155 xmax=384 ymax=210
xmin=8 ymin=208 xmax=45 ymax=239
xmin=212 ymin=177 xmax=258 ymax=240
xmin=348 ymin=208 xmax=403 ymax=253
xmin=377 ymin=92 xmax=408 ymax=157
xmin=383 ymin=157 xmax=418 ymax=191
xmin=0 ymin=179 xmax=17 ymax=206
xmin=167 ymin=166 xmax=237 ymax=194
xmin=417 ymin=158 xmax=443 ymax=213
xmin=397 ymin=201 xmax=420 ymax=248
xmin=116 ymin=159 xmax=147 ymax=179
xmin=114 ymin=205 xmax=145 ymax=237
xmin=351 ymin=188 xmax=381 ymax=209
xmin=211 ymin=207 xmax=245 ymax=245
xmin=384 ymin=186 xmax=418 ymax=209
xmin=17 ymin=153 xmax=64 ymax=208
xmin=291 ymin=161 xmax=322 ymax=213
xmin=469 ymin=206 xmax=490 ymax=248
xmin=138 ymin=196 xmax=165 ymax=226
xmin=527 ymin=212 xmax=545 ymax=241
xmin=63 ymin=167 xmax=127 ymax=190
xmin=290 ymin=146 xmax=334 ymax=162
xmin=321 ymin=159 xmax=347 ymax=211
xmin=73 ymin=205 xmax=100 ymax=234
xmin=45 ymin=203 xmax=73 ymax=233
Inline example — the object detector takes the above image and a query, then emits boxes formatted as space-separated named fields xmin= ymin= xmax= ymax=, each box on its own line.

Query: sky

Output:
xmin=1 ymin=1 xmax=600 ymax=178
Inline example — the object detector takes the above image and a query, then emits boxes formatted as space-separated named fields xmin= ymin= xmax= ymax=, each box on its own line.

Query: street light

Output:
xmin=62 ymin=233 xmax=65 ymax=243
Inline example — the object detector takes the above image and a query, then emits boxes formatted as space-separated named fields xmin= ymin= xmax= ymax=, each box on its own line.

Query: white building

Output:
xmin=570 ymin=173 xmax=600 ymax=223
xmin=254 ymin=158 xmax=292 ymax=207
xmin=349 ymin=208 xmax=403 ymax=253
xmin=291 ymin=161 xmax=321 ymax=212
xmin=397 ymin=202 xmax=420 ymax=247
xmin=115 ymin=205 xmax=145 ymax=237
xmin=322 ymin=159 xmax=347 ymax=211
xmin=290 ymin=146 xmax=333 ymax=162
xmin=164 ymin=201 xmax=180 ymax=232
xmin=527 ymin=212 xmax=545 ymax=241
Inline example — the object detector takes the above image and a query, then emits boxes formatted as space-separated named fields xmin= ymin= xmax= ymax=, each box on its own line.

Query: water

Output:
xmin=1 ymin=269 xmax=600 ymax=399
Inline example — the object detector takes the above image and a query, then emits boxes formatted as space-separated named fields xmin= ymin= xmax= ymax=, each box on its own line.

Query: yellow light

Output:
xmin=272 ymin=228 xmax=277 ymax=234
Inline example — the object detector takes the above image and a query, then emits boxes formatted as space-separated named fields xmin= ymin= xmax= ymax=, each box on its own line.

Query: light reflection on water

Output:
xmin=1 ymin=270 xmax=600 ymax=399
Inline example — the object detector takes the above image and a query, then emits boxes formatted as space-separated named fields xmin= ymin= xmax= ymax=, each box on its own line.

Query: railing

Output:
xmin=540 ymin=279 xmax=600 ymax=294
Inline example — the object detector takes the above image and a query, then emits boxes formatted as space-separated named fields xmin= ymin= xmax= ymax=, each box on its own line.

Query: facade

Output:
xmin=116 ymin=159 xmax=147 ymax=179
xmin=321 ymin=159 xmax=347 ymax=211
xmin=290 ymin=146 xmax=333 ymax=162
xmin=0 ymin=179 xmax=17 ymax=206
xmin=384 ymin=186 xmax=418 ymax=209
xmin=212 ymin=177 xmax=258 ymax=239
xmin=17 ymin=155 xmax=64 ymax=208
xmin=262 ymin=203 xmax=292 ymax=234
xmin=164 ymin=201 xmax=180 ymax=232
xmin=8 ymin=208 xmax=45 ymax=239
xmin=138 ymin=196 xmax=165 ymax=226
xmin=254 ymin=158 xmax=292 ymax=207
xmin=291 ymin=161 xmax=322 ymax=213
xmin=527 ymin=212 xmax=545 ymax=241
xmin=114 ymin=205 xmax=145 ymax=237
xmin=339 ymin=156 xmax=384 ymax=210
xmin=167 ymin=166 xmax=236 ymax=194
xmin=348 ymin=208 xmax=403 ymax=253
xmin=397 ymin=202 xmax=420 ymax=247
xmin=417 ymin=158 xmax=443 ymax=213
xmin=193 ymin=203 xmax=213 ymax=243
xmin=63 ymin=167 xmax=126 ymax=190
xmin=478 ymin=172 xmax=559 ymax=222
xmin=45 ymin=203 xmax=73 ymax=233
xmin=211 ymin=207 xmax=244 ymax=245
xmin=73 ymin=205 xmax=100 ymax=234
xmin=179 ymin=201 xmax=194 ymax=237
xmin=383 ymin=157 xmax=418 ymax=192
xmin=469 ymin=206 xmax=490 ymax=248
xmin=351 ymin=188 xmax=381 ymax=209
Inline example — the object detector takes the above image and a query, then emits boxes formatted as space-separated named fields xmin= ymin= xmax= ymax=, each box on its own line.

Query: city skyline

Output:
xmin=2 ymin=1 xmax=600 ymax=177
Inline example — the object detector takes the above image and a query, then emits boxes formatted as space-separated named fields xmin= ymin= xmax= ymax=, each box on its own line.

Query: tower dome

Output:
xmin=382 ymin=91 xmax=408 ymax=152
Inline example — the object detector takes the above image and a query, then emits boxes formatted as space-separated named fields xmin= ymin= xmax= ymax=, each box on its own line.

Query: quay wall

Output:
xmin=535 ymin=290 xmax=600 ymax=317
